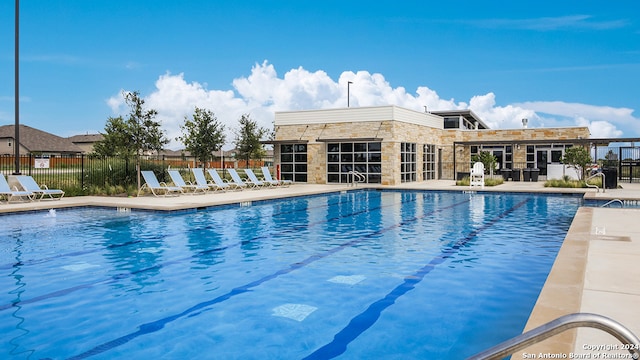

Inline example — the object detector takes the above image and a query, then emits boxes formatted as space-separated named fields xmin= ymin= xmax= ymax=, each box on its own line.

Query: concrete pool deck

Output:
xmin=1 ymin=180 xmax=639 ymax=358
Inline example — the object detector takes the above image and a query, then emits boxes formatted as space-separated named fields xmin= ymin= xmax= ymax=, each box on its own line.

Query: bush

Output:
xmin=456 ymin=176 xmax=504 ymax=187
xmin=544 ymin=177 xmax=602 ymax=188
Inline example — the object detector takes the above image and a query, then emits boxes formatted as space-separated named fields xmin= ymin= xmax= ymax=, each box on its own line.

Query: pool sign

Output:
xmin=34 ymin=158 xmax=50 ymax=168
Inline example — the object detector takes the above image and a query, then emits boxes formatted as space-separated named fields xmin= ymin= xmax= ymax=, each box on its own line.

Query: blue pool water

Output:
xmin=0 ymin=190 xmax=582 ymax=359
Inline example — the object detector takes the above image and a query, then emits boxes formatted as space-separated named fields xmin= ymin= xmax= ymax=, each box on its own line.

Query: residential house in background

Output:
xmin=0 ymin=125 xmax=83 ymax=156
xmin=67 ymin=133 xmax=104 ymax=154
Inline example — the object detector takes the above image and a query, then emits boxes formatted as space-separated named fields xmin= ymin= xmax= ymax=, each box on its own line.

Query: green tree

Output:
xmin=177 ymin=107 xmax=226 ymax=169
xmin=561 ymin=146 xmax=591 ymax=180
xmin=471 ymin=151 xmax=497 ymax=174
xmin=93 ymin=91 xmax=168 ymax=189
xmin=233 ymin=114 xmax=267 ymax=166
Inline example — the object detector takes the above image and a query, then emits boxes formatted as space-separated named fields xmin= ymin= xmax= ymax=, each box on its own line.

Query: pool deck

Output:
xmin=1 ymin=180 xmax=639 ymax=358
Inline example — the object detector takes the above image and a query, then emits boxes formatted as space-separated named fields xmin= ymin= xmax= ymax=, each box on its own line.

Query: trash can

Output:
xmin=523 ymin=168 xmax=531 ymax=182
xmin=530 ymin=168 xmax=540 ymax=182
xmin=511 ymin=168 xmax=521 ymax=181
xmin=457 ymin=172 xmax=470 ymax=181
xmin=500 ymin=168 xmax=512 ymax=181
xmin=602 ymin=167 xmax=618 ymax=189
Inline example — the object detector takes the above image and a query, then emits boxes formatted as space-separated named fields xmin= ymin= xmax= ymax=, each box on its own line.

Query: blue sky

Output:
xmin=1 ymin=1 xmax=639 ymax=149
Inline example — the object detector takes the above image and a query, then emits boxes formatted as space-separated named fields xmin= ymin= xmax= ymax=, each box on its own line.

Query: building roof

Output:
xmin=0 ymin=124 xmax=83 ymax=154
xmin=430 ymin=110 xmax=489 ymax=130
xmin=67 ymin=133 xmax=104 ymax=143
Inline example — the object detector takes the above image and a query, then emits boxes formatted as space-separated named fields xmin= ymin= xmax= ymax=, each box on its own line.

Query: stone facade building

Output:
xmin=272 ymin=105 xmax=591 ymax=185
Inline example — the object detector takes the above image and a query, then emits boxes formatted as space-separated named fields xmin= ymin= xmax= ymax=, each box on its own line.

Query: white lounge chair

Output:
xmin=0 ymin=174 xmax=35 ymax=203
xmin=228 ymin=169 xmax=255 ymax=189
xmin=15 ymin=175 xmax=64 ymax=200
xmin=168 ymin=170 xmax=208 ymax=194
xmin=139 ymin=171 xmax=183 ymax=197
xmin=244 ymin=169 xmax=270 ymax=188
xmin=261 ymin=167 xmax=292 ymax=187
xmin=469 ymin=162 xmax=485 ymax=188
xmin=192 ymin=168 xmax=226 ymax=192
xmin=207 ymin=169 xmax=243 ymax=191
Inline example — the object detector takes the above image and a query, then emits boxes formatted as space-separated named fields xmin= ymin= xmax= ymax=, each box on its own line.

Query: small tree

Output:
xmin=233 ymin=114 xmax=267 ymax=167
xmin=561 ymin=146 xmax=591 ymax=180
xmin=177 ymin=107 xmax=226 ymax=169
xmin=471 ymin=151 xmax=497 ymax=175
xmin=93 ymin=91 xmax=168 ymax=190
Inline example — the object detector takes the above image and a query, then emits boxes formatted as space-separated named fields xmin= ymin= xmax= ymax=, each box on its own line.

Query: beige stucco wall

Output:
xmin=0 ymin=139 xmax=29 ymax=156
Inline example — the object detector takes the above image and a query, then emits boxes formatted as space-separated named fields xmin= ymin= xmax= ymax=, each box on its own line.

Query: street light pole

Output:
xmin=347 ymin=81 xmax=353 ymax=108
xmin=13 ymin=0 xmax=21 ymax=175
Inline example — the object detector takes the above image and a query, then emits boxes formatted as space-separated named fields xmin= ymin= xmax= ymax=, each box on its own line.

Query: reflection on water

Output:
xmin=8 ymin=238 xmax=35 ymax=359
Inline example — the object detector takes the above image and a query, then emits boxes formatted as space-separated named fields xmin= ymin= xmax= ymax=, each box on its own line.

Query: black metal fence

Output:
xmin=0 ymin=154 xmax=272 ymax=195
xmin=0 ymin=155 xmax=159 ymax=194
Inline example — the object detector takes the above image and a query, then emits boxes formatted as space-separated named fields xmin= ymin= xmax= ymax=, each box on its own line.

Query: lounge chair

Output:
xmin=469 ymin=162 xmax=485 ymax=188
xmin=228 ymin=169 xmax=255 ymax=189
xmin=139 ymin=171 xmax=183 ymax=197
xmin=207 ymin=169 xmax=243 ymax=191
xmin=0 ymin=174 xmax=35 ymax=203
xmin=14 ymin=175 xmax=64 ymax=200
xmin=192 ymin=168 xmax=226 ymax=192
xmin=244 ymin=169 xmax=270 ymax=188
xmin=261 ymin=167 xmax=292 ymax=187
xmin=168 ymin=170 xmax=208 ymax=194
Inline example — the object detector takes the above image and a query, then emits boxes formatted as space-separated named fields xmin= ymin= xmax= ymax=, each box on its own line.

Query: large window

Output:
xmin=471 ymin=145 xmax=513 ymax=170
xmin=401 ymin=143 xmax=417 ymax=182
xmin=327 ymin=142 xmax=381 ymax=183
xmin=423 ymin=144 xmax=436 ymax=180
xmin=280 ymin=144 xmax=307 ymax=182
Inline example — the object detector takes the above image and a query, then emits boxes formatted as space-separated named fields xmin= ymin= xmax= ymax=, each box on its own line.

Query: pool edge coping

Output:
xmin=511 ymin=207 xmax=593 ymax=359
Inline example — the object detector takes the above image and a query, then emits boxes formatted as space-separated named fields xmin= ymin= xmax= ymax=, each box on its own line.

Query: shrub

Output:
xmin=456 ymin=176 xmax=504 ymax=187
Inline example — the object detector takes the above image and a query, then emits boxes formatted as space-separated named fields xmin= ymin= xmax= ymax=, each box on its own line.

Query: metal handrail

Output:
xmin=602 ymin=199 xmax=624 ymax=208
xmin=347 ymin=170 xmax=366 ymax=187
xmin=466 ymin=313 xmax=640 ymax=360
xmin=586 ymin=172 xmax=605 ymax=193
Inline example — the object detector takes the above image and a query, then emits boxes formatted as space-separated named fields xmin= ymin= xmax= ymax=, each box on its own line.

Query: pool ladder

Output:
xmin=347 ymin=171 xmax=366 ymax=187
xmin=466 ymin=313 xmax=640 ymax=360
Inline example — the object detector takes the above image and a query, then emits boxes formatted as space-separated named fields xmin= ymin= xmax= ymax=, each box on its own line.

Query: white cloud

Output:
xmin=107 ymin=61 xmax=638 ymax=149
xmin=516 ymin=101 xmax=634 ymax=138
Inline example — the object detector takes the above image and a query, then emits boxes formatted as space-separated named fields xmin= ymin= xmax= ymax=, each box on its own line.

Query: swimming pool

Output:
xmin=0 ymin=190 xmax=582 ymax=359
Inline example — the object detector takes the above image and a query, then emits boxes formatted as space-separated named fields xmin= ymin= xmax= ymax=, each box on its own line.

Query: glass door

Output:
xmin=536 ymin=150 xmax=548 ymax=175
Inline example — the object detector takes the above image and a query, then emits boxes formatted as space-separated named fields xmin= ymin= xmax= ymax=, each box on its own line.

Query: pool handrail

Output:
xmin=585 ymin=172 xmax=605 ymax=193
xmin=601 ymin=199 xmax=624 ymax=208
xmin=347 ymin=170 xmax=366 ymax=187
xmin=465 ymin=313 xmax=640 ymax=360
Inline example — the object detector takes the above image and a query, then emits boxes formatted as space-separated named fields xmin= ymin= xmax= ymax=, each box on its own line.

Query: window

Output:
xmin=401 ymin=142 xmax=417 ymax=182
xmin=280 ymin=143 xmax=307 ymax=182
xmin=327 ymin=142 xmax=381 ymax=183
xmin=423 ymin=144 xmax=436 ymax=180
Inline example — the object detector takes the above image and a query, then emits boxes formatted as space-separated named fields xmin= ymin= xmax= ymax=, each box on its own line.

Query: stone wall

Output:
xmin=274 ymin=120 xmax=591 ymax=185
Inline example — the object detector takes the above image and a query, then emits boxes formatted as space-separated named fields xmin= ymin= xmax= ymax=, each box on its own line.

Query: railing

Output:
xmin=347 ymin=170 xmax=366 ymax=187
xmin=466 ymin=313 xmax=640 ymax=360
xmin=601 ymin=199 xmax=624 ymax=208
xmin=585 ymin=172 xmax=606 ymax=193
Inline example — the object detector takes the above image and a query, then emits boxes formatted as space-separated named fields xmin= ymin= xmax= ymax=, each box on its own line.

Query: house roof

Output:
xmin=67 ymin=133 xmax=104 ymax=143
xmin=0 ymin=124 xmax=83 ymax=153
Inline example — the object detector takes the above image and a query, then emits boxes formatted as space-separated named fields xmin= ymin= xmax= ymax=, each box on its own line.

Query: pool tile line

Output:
xmin=65 ymin=198 xmax=473 ymax=359
xmin=302 ymin=198 xmax=532 ymax=360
